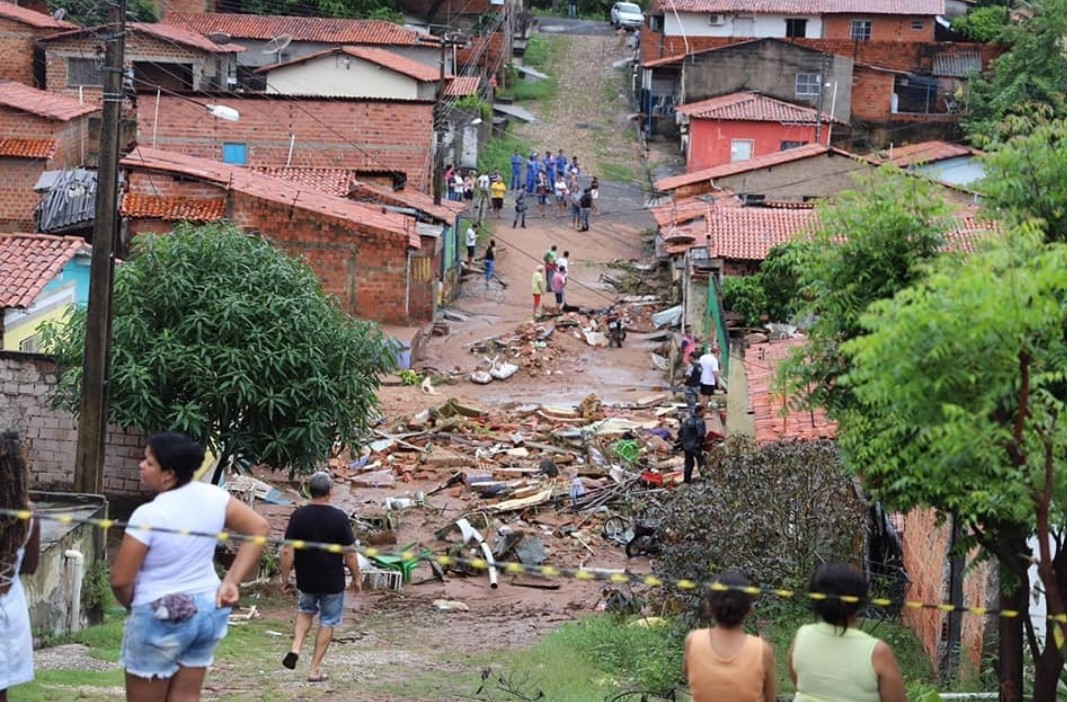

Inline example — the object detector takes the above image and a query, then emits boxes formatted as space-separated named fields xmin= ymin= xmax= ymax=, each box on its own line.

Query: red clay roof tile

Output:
xmin=120 ymin=193 xmax=227 ymax=221
xmin=883 ymin=140 xmax=978 ymax=167
xmin=121 ymin=147 xmax=416 ymax=245
xmin=0 ymin=81 xmax=98 ymax=121
xmin=744 ymin=337 xmax=836 ymax=445
xmin=0 ymin=137 xmax=56 ymax=159
xmin=446 ymin=75 xmax=481 ymax=97
xmin=167 ymin=12 xmax=439 ymax=46
xmin=0 ymin=1 xmax=76 ymax=29
xmin=260 ymin=45 xmax=439 ymax=81
xmin=654 ymin=144 xmax=868 ymax=192
xmin=0 ymin=232 xmax=88 ymax=309
xmin=676 ymin=91 xmax=839 ymax=124
xmin=249 ymin=166 xmax=356 ymax=197
xmin=650 ymin=0 xmax=944 ymax=14
xmin=39 ymin=22 xmax=244 ymax=52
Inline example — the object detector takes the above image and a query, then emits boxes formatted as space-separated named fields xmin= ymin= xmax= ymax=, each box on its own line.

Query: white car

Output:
xmin=611 ymin=2 xmax=644 ymax=29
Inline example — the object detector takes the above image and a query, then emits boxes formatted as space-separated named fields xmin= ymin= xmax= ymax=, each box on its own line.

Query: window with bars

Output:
xmin=68 ymin=58 xmax=103 ymax=86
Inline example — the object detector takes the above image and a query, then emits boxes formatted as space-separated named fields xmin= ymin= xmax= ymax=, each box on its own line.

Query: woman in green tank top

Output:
xmin=787 ymin=563 xmax=906 ymax=702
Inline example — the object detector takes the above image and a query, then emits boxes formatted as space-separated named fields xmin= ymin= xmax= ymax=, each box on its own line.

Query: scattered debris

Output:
xmin=433 ymin=599 xmax=471 ymax=612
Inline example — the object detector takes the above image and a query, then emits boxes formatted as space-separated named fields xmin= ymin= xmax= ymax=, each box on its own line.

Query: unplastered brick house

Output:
xmin=0 ymin=1 xmax=75 ymax=86
xmin=163 ymin=12 xmax=443 ymax=90
xmin=639 ymin=0 xmax=1000 ymax=141
xmin=119 ymin=146 xmax=439 ymax=324
xmin=37 ymin=21 xmax=243 ymax=105
xmin=0 ymin=81 xmax=97 ymax=230
xmin=136 ymin=93 xmax=435 ymax=192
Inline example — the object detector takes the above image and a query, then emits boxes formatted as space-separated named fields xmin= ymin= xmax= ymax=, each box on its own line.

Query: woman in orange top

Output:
xmin=682 ymin=571 xmax=777 ymax=702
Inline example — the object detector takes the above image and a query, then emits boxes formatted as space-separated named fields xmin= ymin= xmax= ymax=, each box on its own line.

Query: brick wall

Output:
xmin=138 ymin=95 xmax=434 ymax=193
xmin=0 ymin=18 xmax=39 ymax=86
xmin=823 ymin=15 xmax=935 ymax=43
xmin=0 ymin=109 xmax=92 ymax=168
xmin=157 ymin=0 xmax=211 ymax=18
xmin=0 ymin=352 xmax=147 ymax=496
xmin=900 ymin=508 xmax=992 ymax=676
xmin=0 ymin=156 xmax=45 ymax=230
xmin=43 ymin=33 xmax=229 ymax=105
xmin=124 ymin=173 xmax=416 ymax=323
xmin=851 ymin=65 xmax=895 ymax=122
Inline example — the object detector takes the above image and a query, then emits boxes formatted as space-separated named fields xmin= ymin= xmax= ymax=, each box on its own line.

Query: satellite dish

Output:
xmin=52 ymin=8 xmax=66 ymax=21
xmin=208 ymin=30 xmax=233 ymax=44
xmin=261 ymin=34 xmax=293 ymax=55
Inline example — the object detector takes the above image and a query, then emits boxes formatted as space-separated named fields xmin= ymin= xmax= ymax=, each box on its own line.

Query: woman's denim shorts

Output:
xmin=120 ymin=592 xmax=230 ymax=679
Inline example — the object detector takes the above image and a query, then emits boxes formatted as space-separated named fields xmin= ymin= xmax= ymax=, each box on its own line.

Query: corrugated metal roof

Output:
xmin=35 ymin=168 xmax=96 ymax=233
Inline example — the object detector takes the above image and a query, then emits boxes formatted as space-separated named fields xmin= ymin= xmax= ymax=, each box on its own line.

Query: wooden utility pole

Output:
xmin=73 ymin=0 xmax=126 ymax=494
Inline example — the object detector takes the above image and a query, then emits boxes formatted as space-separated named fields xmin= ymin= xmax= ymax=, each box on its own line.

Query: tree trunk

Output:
xmin=998 ymin=579 xmax=1026 ymax=702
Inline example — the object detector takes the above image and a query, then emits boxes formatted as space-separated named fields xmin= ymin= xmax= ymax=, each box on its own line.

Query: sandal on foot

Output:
xmin=307 ymin=674 xmax=329 ymax=683
xmin=282 ymin=652 xmax=299 ymax=670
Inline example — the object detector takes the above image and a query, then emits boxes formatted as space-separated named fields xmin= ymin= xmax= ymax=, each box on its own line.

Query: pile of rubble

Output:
xmin=319 ymin=392 xmax=721 ymax=592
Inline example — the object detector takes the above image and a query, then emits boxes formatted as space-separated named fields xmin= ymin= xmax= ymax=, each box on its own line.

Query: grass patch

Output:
xmin=524 ymin=35 xmax=552 ymax=69
xmin=505 ymin=77 xmax=558 ymax=102
xmin=478 ymin=129 xmax=532 ymax=177
xmin=599 ymin=162 xmax=635 ymax=183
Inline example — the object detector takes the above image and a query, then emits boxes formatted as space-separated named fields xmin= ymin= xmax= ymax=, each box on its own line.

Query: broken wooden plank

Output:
xmin=485 ymin=487 xmax=554 ymax=513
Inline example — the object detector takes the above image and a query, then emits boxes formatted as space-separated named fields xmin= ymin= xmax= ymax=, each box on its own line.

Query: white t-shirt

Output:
xmin=127 ymin=481 xmax=231 ymax=607
xmin=477 ymin=173 xmax=490 ymax=190
xmin=466 ymin=227 xmax=477 ymax=247
xmin=699 ymin=352 xmax=720 ymax=385
xmin=555 ymin=257 xmax=569 ymax=277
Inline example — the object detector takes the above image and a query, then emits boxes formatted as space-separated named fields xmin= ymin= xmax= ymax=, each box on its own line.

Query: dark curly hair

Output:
xmin=0 ymin=433 xmax=30 ymax=593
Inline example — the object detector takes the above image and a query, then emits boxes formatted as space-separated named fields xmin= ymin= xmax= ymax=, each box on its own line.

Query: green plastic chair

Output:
xmin=369 ymin=542 xmax=428 ymax=583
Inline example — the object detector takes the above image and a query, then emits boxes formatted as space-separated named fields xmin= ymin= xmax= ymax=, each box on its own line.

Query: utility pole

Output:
xmin=813 ymin=52 xmax=830 ymax=145
xmin=432 ymin=39 xmax=446 ymax=206
xmin=73 ymin=0 xmax=126 ymax=494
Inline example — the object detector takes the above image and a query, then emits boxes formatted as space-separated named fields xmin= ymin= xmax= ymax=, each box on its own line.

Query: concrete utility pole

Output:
xmin=73 ymin=0 xmax=126 ymax=494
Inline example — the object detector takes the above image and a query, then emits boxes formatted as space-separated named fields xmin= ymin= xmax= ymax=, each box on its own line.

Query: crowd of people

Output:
xmin=684 ymin=564 xmax=905 ymax=702
xmin=531 ymin=243 xmax=573 ymax=316
xmin=443 ymin=151 xmax=600 ymax=231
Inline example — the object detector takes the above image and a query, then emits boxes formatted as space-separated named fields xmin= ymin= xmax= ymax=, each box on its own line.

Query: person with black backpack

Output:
xmin=683 ymin=357 xmax=702 ymax=413
xmin=676 ymin=405 xmax=708 ymax=484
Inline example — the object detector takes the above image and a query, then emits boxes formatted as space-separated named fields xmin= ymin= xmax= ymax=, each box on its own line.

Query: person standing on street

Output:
xmin=476 ymin=171 xmax=491 ymax=218
xmin=543 ymin=244 xmax=558 ymax=280
xmin=552 ymin=264 xmax=568 ymax=311
xmin=280 ymin=472 xmax=360 ymax=684
xmin=484 ymin=239 xmax=496 ymax=285
xmin=579 ymin=188 xmax=593 ymax=231
xmin=677 ymin=405 xmax=707 ymax=484
xmin=513 ymin=191 xmax=528 ymax=229
xmin=465 ymin=223 xmax=478 ymax=262
xmin=568 ymin=0 xmax=577 ymax=18
xmin=683 ymin=356 xmax=702 ymax=414
xmin=532 ymin=264 xmax=545 ymax=317
xmin=555 ymin=250 xmax=570 ymax=280
xmin=698 ymin=344 xmax=720 ymax=407
xmin=509 ymin=151 xmax=523 ymax=191
xmin=490 ymin=178 xmax=506 ymax=219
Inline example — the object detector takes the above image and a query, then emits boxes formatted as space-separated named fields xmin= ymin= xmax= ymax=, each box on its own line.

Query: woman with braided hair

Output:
xmin=0 ymin=432 xmax=41 ymax=701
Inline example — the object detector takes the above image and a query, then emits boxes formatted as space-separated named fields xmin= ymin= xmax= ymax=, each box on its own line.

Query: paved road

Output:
xmin=536 ymin=16 xmax=617 ymax=36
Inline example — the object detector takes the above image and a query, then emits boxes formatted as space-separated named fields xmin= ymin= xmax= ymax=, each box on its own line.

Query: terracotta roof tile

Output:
xmin=649 ymin=192 xmax=737 ymax=227
xmin=0 ymin=1 xmax=76 ymax=29
xmin=883 ymin=140 xmax=978 ymax=167
xmin=745 ymin=338 xmax=836 ymax=445
xmin=676 ymin=91 xmax=839 ymax=124
xmin=349 ymin=179 xmax=466 ymax=223
xmin=250 ymin=166 xmax=356 ymax=197
xmin=120 ymin=193 xmax=227 ymax=221
xmin=0 ymin=232 xmax=88 ymax=309
xmin=0 ymin=81 xmax=98 ymax=121
xmin=167 ymin=12 xmax=439 ymax=46
xmin=655 ymin=144 xmax=856 ymax=192
xmin=121 ymin=147 xmax=416 ymax=246
xmin=39 ymin=22 xmax=245 ymax=53
xmin=0 ymin=137 xmax=56 ymax=159
xmin=650 ymin=0 xmax=943 ymax=15
xmin=709 ymin=207 xmax=818 ymax=260
xmin=446 ymin=75 xmax=481 ymax=97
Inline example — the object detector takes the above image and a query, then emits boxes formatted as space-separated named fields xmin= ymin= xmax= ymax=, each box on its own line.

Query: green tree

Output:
xmin=758 ymin=241 xmax=810 ymax=323
xmin=39 ymin=222 xmax=397 ymax=473
xmin=779 ymin=169 xmax=953 ymax=418
xmin=979 ymin=117 xmax=1067 ymax=244
xmin=239 ymin=0 xmax=403 ymax=22
xmin=720 ymin=276 xmax=767 ymax=326
xmin=964 ymin=0 xmax=1067 ymax=141
xmin=48 ymin=0 xmax=158 ymax=26
xmin=950 ymin=5 xmax=1009 ymax=42
xmin=838 ymin=228 xmax=1067 ymax=702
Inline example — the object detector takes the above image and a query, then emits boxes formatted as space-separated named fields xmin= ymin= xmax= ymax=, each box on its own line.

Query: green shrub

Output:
xmin=721 ymin=275 xmax=768 ymax=326
xmin=951 ymin=5 xmax=1009 ymax=42
xmin=554 ymin=615 xmax=685 ymax=694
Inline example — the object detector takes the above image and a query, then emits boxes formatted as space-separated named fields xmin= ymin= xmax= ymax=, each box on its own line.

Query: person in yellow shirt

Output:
xmin=531 ymin=265 xmax=544 ymax=317
xmin=490 ymin=179 xmax=507 ymax=219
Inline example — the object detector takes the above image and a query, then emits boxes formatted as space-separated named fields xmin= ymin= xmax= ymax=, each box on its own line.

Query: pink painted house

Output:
xmin=676 ymin=91 xmax=839 ymax=172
